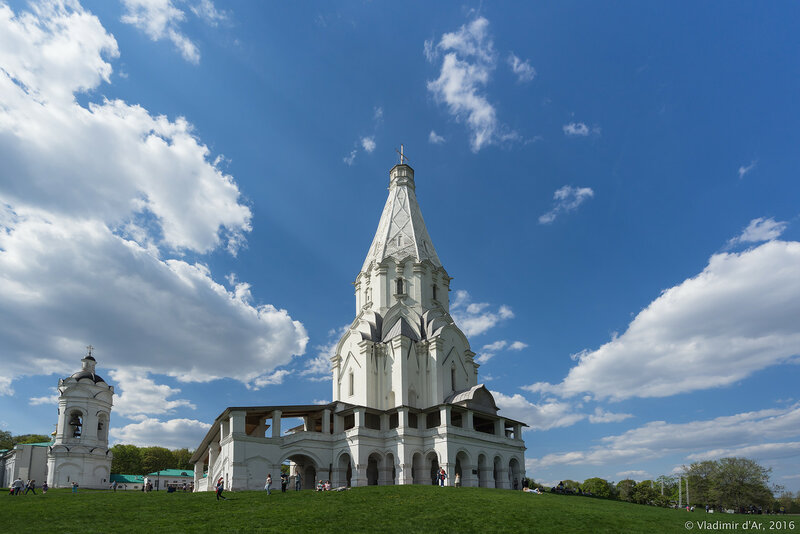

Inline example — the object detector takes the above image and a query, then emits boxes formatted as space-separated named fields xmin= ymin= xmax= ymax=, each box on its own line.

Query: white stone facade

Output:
xmin=191 ymin=162 xmax=526 ymax=491
xmin=47 ymin=354 xmax=114 ymax=489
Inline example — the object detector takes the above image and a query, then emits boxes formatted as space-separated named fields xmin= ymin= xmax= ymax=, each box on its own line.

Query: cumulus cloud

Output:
xmin=538 ymin=186 xmax=594 ymax=224
xmin=527 ymin=403 xmax=800 ymax=469
xmin=562 ymin=122 xmax=590 ymax=136
xmin=493 ymin=391 xmax=585 ymax=431
xmin=509 ymin=341 xmax=528 ymax=351
xmin=589 ymin=407 xmax=633 ymax=424
xmin=110 ymin=369 xmax=195 ymax=417
xmin=110 ymin=417 xmax=211 ymax=449
xmin=727 ymin=217 xmax=787 ymax=248
xmin=121 ymin=0 xmax=225 ymax=63
xmin=361 ymin=136 xmax=376 ymax=153
xmin=29 ymin=388 xmax=59 ymax=406
xmin=687 ymin=441 xmax=800 ymax=462
xmin=738 ymin=160 xmax=757 ymax=179
xmin=476 ymin=339 xmax=528 ymax=364
xmin=507 ymin=52 xmax=535 ymax=82
xmin=299 ymin=325 xmax=348 ymax=382
xmin=525 ymin=241 xmax=800 ymax=401
xmin=429 ymin=130 xmax=445 ymax=144
xmin=617 ymin=470 xmax=650 ymax=479
xmin=0 ymin=1 xmax=308 ymax=393
xmin=427 ymin=17 xmax=511 ymax=152
xmin=450 ymin=290 xmax=513 ymax=337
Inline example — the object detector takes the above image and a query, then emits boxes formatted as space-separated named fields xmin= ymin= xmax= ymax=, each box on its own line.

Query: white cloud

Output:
xmin=507 ymin=52 xmax=535 ymax=82
xmin=538 ymin=186 xmax=594 ymax=224
xmin=450 ymin=290 xmax=514 ymax=337
xmin=525 ymin=241 xmax=800 ymax=401
xmin=429 ymin=130 xmax=445 ymax=144
xmin=29 ymin=388 xmax=59 ymax=406
xmin=373 ymin=106 xmax=383 ymax=121
xmin=110 ymin=417 xmax=211 ymax=449
xmin=252 ymin=369 xmax=291 ymax=388
xmin=361 ymin=136 xmax=376 ymax=153
xmin=738 ymin=160 xmax=757 ymax=179
xmin=527 ymin=402 xmax=800 ymax=469
xmin=427 ymin=17 xmax=511 ymax=152
xmin=0 ymin=2 xmax=308 ymax=393
xmin=509 ymin=341 xmax=528 ymax=351
xmin=110 ymin=369 xmax=194 ymax=417
xmin=589 ymin=407 xmax=633 ymax=424
xmin=687 ymin=441 xmax=800 ymax=462
xmin=476 ymin=340 xmax=507 ymax=364
xmin=494 ymin=391 xmax=585 ymax=431
xmin=121 ymin=0 xmax=224 ymax=63
xmin=343 ymin=149 xmax=357 ymax=165
xmin=299 ymin=326 xmax=348 ymax=381
xmin=727 ymin=217 xmax=787 ymax=248
xmin=563 ymin=122 xmax=590 ymax=136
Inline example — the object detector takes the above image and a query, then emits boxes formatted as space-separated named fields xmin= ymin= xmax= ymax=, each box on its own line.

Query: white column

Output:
xmin=354 ymin=408 xmax=365 ymax=429
xmin=465 ymin=410 xmax=474 ymax=430
xmin=439 ymin=405 xmax=451 ymax=428
xmin=322 ymin=409 xmax=331 ymax=434
xmin=271 ymin=410 xmax=282 ymax=438
xmin=333 ymin=413 xmax=343 ymax=434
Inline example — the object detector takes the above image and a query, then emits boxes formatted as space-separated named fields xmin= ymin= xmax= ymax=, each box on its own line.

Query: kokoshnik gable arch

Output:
xmin=190 ymin=161 xmax=527 ymax=490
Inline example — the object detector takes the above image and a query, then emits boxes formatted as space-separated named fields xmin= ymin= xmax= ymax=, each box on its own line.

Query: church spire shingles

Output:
xmin=360 ymin=163 xmax=442 ymax=274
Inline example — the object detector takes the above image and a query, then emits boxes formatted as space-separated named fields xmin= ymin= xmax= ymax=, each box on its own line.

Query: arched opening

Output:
xmin=493 ymin=456 xmax=503 ymax=489
xmin=68 ymin=410 xmax=83 ymax=438
xmin=411 ymin=452 xmax=423 ymax=485
xmin=426 ymin=451 xmax=440 ymax=486
xmin=508 ymin=458 xmax=521 ymax=490
xmin=367 ymin=453 xmax=381 ymax=486
xmin=337 ymin=453 xmax=352 ymax=488
xmin=284 ymin=453 xmax=318 ymax=490
xmin=455 ymin=450 xmax=470 ymax=487
xmin=97 ymin=413 xmax=109 ymax=443
xmin=477 ymin=454 xmax=489 ymax=488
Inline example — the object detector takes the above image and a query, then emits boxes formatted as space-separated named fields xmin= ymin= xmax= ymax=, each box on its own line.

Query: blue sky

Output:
xmin=1 ymin=0 xmax=799 ymax=491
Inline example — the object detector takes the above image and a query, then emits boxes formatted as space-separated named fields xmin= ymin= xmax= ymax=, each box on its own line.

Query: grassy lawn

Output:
xmin=1 ymin=485 xmax=795 ymax=533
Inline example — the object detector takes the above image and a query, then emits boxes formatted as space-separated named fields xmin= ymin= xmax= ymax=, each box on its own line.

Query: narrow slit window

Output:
xmin=451 ymin=367 xmax=456 ymax=392
xmin=396 ymin=278 xmax=404 ymax=295
xmin=349 ymin=371 xmax=354 ymax=396
xmin=432 ymin=285 xmax=438 ymax=301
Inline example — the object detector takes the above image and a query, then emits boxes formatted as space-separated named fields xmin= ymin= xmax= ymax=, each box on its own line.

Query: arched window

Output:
xmin=69 ymin=411 xmax=83 ymax=438
xmin=396 ymin=278 xmax=404 ymax=295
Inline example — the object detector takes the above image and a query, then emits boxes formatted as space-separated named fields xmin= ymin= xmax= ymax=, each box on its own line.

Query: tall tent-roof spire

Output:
xmin=361 ymin=162 xmax=442 ymax=273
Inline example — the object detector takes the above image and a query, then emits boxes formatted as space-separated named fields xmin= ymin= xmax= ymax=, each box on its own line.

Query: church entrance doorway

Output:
xmin=508 ymin=458 xmax=521 ymax=490
xmin=283 ymin=453 xmax=317 ymax=490
xmin=426 ymin=451 xmax=439 ymax=485
xmin=411 ymin=452 xmax=423 ymax=484
xmin=367 ymin=453 xmax=381 ymax=485
xmin=337 ymin=453 xmax=352 ymax=487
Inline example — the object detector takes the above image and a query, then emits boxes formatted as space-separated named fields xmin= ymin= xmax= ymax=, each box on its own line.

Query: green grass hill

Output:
xmin=2 ymin=485 xmax=794 ymax=533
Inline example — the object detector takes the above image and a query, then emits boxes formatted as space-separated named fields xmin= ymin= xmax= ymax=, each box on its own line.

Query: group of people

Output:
xmin=315 ymin=480 xmax=332 ymax=491
xmin=8 ymin=478 xmax=46 ymax=495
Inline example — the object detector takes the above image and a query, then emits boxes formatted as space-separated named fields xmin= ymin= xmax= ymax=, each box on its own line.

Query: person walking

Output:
xmin=265 ymin=473 xmax=272 ymax=495
xmin=25 ymin=480 xmax=36 ymax=495
xmin=295 ymin=472 xmax=301 ymax=491
xmin=42 ymin=481 xmax=48 ymax=494
xmin=215 ymin=477 xmax=226 ymax=501
xmin=12 ymin=477 xmax=24 ymax=495
xmin=454 ymin=473 xmax=461 ymax=488
xmin=280 ymin=472 xmax=287 ymax=493
xmin=71 ymin=481 xmax=78 ymax=494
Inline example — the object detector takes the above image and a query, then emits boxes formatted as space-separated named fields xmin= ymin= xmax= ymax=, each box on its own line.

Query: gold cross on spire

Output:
xmin=396 ymin=144 xmax=410 ymax=165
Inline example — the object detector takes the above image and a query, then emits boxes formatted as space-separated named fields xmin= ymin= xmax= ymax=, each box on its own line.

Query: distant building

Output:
xmin=191 ymin=161 xmax=526 ymax=491
xmin=1 ymin=441 xmax=50 ymax=488
xmin=110 ymin=473 xmax=144 ymax=490
xmin=47 ymin=350 xmax=115 ymax=489
xmin=147 ymin=469 xmax=194 ymax=490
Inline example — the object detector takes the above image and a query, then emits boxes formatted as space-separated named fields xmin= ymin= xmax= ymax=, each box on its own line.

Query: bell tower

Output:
xmin=47 ymin=346 xmax=115 ymax=489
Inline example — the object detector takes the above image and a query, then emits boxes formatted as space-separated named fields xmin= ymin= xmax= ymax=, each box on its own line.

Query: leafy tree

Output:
xmin=581 ymin=477 xmax=611 ymax=498
xmin=687 ymin=460 xmax=717 ymax=506
xmin=712 ymin=457 xmax=773 ymax=510
xmin=111 ymin=444 xmax=142 ymax=474
xmin=616 ymin=479 xmax=637 ymax=502
xmin=171 ymin=448 xmax=193 ymax=470
xmin=13 ymin=434 xmax=51 ymax=444
xmin=141 ymin=446 xmax=174 ymax=474
xmin=562 ymin=479 xmax=581 ymax=491
xmin=631 ymin=481 xmax=658 ymax=504
xmin=0 ymin=430 xmax=12 ymax=449
xmin=655 ymin=475 xmax=678 ymax=501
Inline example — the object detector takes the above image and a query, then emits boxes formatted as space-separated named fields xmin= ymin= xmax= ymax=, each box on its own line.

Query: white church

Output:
xmin=0 ymin=350 xmax=115 ymax=489
xmin=190 ymin=160 xmax=527 ymax=491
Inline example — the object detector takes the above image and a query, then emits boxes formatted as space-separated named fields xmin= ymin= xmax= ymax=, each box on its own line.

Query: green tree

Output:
xmin=562 ymin=479 xmax=581 ymax=491
xmin=171 ymin=448 xmax=193 ymax=471
xmin=13 ymin=433 xmax=51 ymax=444
xmin=687 ymin=460 xmax=717 ymax=506
xmin=0 ymin=430 xmax=12 ymax=449
xmin=711 ymin=457 xmax=773 ymax=510
xmin=141 ymin=446 xmax=174 ymax=474
xmin=111 ymin=444 xmax=142 ymax=474
xmin=581 ymin=477 xmax=611 ymax=498
xmin=616 ymin=479 xmax=636 ymax=502
xmin=655 ymin=475 xmax=678 ymax=502
xmin=631 ymin=481 xmax=658 ymax=505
